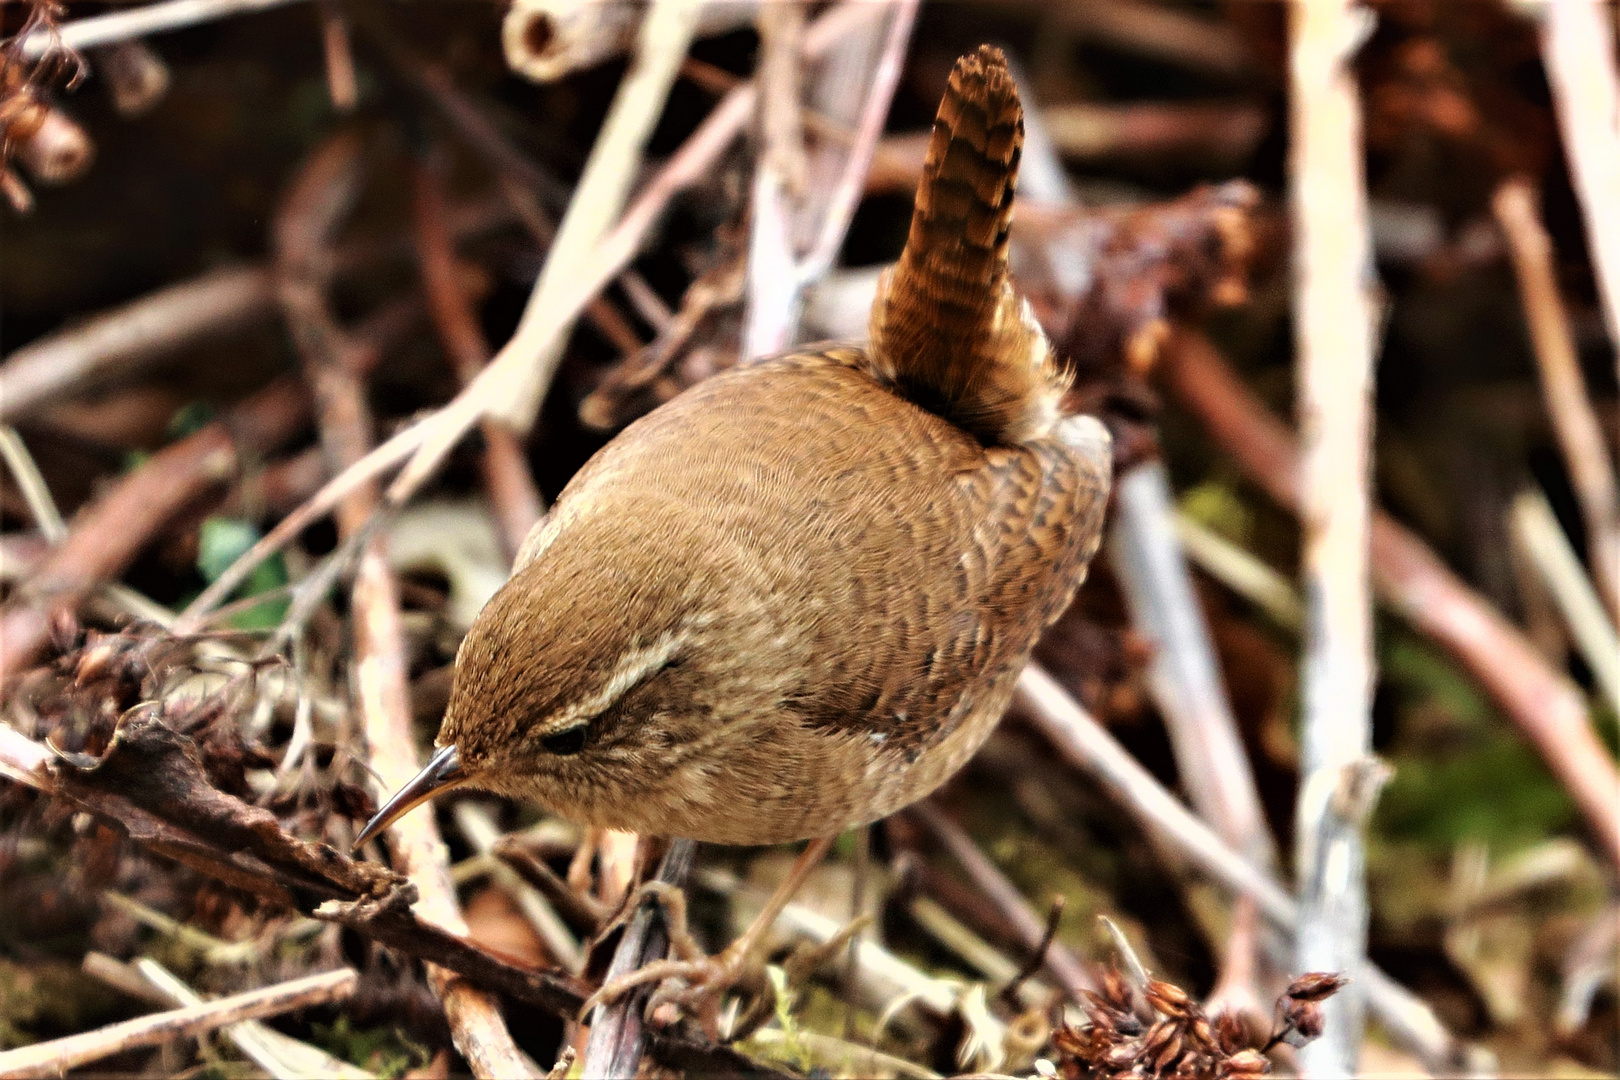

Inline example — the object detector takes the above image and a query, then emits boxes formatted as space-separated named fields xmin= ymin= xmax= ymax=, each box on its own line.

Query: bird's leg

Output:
xmin=579 ymin=836 xmax=835 ymax=1023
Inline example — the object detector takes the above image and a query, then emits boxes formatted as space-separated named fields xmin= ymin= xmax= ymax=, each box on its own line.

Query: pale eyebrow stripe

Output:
xmin=535 ymin=632 xmax=683 ymax=736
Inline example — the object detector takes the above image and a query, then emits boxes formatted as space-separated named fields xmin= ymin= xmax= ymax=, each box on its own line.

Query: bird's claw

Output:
xmin=580 ymin=946 xmax=758 ymax=1029
xmin=578 ymin=881 xmax=760 ymax=1029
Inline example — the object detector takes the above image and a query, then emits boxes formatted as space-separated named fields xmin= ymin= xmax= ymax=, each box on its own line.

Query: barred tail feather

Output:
xmin=867 ymin=45 xmax=1068 ymax=446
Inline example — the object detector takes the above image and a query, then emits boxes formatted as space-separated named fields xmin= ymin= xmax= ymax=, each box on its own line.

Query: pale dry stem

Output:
xmin=1289 ymin=0 xmax=1381 ymax=1070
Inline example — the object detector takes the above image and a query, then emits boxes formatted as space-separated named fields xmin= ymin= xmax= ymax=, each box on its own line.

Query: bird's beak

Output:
xmin=352 ymin=745 xmax=468 ymax=853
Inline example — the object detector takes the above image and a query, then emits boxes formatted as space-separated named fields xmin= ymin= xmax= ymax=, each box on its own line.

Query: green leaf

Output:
xmin=310 ymin=1016 xmax=428 ymax=1079
xmin=166 ymin=401 xmax=217 ymax=439
xmin=197 ymin=517 xmax=260 ymax=584
xmin=1178 ymin=480 xmax=1254 ymax=545
xmin=196 ymin=517 xmax=290 ymax=629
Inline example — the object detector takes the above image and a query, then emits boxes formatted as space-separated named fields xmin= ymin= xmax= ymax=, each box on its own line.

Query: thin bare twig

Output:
xmin=0 ymin=265 xmax=276 ymax=423
xmin=1018 ymin=665 xmax=1293 ymax=927
xmin=906 ymin=894 xmax=1023 ymax=987
xmin=740 ymin=0 xmax=807 ymax=362
xmin=1163 ymin=327 xmax=1620 ymax=873
xmin=1024 ymin=71 xmax=1276 ymax=1013
xmin=494 ymin=837 xmax=610 ymax=934
xmin=80 ymin=952 xmax=173 ymax=1008
xmin=1509 ymin=489 xmax=1620 ymax=720
xmin=1 ymin=291 xmax=416 ymax=670
xmin=757 ymin=2 xmax=807 ymax=198
xmin=1541 ymin=0 xmax=1620 ymax=388
xmin=454 ymin=803 xmax=583 ymax=970
xmin=750 ymin=1028 xmax=938 ymax=1079
xmin=357 ymin=23 xmax=649 ymax=360
xmin=909 ymin=801 xmax=1093 ymax=1002
xmin=1108 ymin=461 xmax=1277 ymax=1014
xmin=316 ymin=0 xmax=357 ymax=112
xmin=1052 ymin=0 xmax=1253 ymax=82
xmin=0 ymin=722 xmax=590 ymax=1018
xmin=997 ymin=895 xmax=1064 ymax=1008
xmin=385 ymin=0 xmax=880 ymax=498
xmin=1172 ymin=511 xmax=1303 ymax=631
xmin=18 ymin=0 xmax=309 ymax=58
xmin=0 ymin=377 xmax=309 ymax=678
xmin=1493 ymin=178 xmax=1620 ymax=622
xmin=404 ymin=33 xmax=700 ymax=1049
xmin=0 ymin=704 xmax=899 ymax=1077
xmin=1097 ymin=915 xmax=1152 ymax=994
xmin=691 ymin=865 xmax=958 ymax=1025
xmin=0 ymin=199 xmax=508 ymax=425
xmin=116 ymin=956 xmax=375 ymax=1080
xmin=0 ymin=968 xmax=357 ymax=1079
xmin=494 ymin=0 xmax=701 ymax=428
xmin=0 ymin=426 xmax=66 ymax=541
xmin=355 ymin=543 xmax=541 ymax=1078
xmin=580 ymin=255 xmax=745 ymax=429
xmin=742 ymin=0 xmax=920 ymax=359
xmin=98 ymin=892 xmax=271 ymax=966
xmin=794 ymin=0 xmax=919 ymax=285
xmin=1289 ymin=1 xmax=1381 ymax=1071
xmin=410 ymin=150 xmax=545 ymax=560
xmin=1041 ymin=100 xmax=1268 ymax=168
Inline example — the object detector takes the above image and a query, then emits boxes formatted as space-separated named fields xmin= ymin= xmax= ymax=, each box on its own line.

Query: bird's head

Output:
xmin=352 ymin=514 xmax=733 ymax=849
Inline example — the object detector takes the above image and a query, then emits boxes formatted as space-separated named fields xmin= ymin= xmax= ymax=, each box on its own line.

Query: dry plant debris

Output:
xmin=1053 ymin=969 xmax=1347 ymax=1080
xmin=1 ymin=1 xmax=1617 ymax=1077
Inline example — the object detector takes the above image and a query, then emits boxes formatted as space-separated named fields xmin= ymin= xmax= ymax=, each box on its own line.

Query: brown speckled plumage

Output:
xmin=427 ymin=46 xmax=1112 ymax=846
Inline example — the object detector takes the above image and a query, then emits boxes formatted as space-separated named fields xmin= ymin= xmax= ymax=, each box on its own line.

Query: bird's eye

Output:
xmin=540 ymin=725 xmax=587 ymax=756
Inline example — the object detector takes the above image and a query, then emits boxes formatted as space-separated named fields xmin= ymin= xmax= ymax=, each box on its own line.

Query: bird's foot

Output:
xmin=579 ymin=882 xmax=762 ymax=1030
xmin=582 ymin=838 xmax=837 ymax=1037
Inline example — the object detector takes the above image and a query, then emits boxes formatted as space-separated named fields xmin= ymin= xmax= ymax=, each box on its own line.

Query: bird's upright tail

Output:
xmin=867 ymin=45 xmax=1067 ymax=446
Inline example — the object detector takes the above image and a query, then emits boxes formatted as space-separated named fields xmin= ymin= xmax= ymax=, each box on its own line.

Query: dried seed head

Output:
xmin=14 ymin=105 xmax=94 ymax=184
xmin=1082 ymin=992 xmax=1118 ymax=1031
xmin=1146 ymin=979 xmax=1194 ymax=1018
xmin=1212 ymin=1009 xmax=1250 ymax=1054
xmin=72 ymin=640 xmax=122 ymax=686
xmin=1100 ymin=966 xmax=1134 ymax=1010
xmin=1083 ymin=992 xmax=1141 ymax=1038
xmin=1052 ymin=1026 xmax=1086 ymax=1056
xmin=1286 ymin=972 xmax=1348 ymax=1002
xmin=1104 ymin=1042 xmax=1138 ymax=1069
xmin=1143 ymin=1018 xmax=1178 ymax=1056
xmin=1277 ymin=1000 xmax=1325 ymax=1048
xmin=1224 ymin=1049 xmax=1271 ymax=1077
xmin=1152 ymin=1034 xmax=1185 ymax=1074
xmin=1292 ymin=1002 xmax=1325 ymax=1042
xmin=48 ymin=609 xmax=82 ymax=654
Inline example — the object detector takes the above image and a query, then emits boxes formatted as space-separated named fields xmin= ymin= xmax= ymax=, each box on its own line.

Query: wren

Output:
xmin=357 ymin=46 xmax=1112 ymax=854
